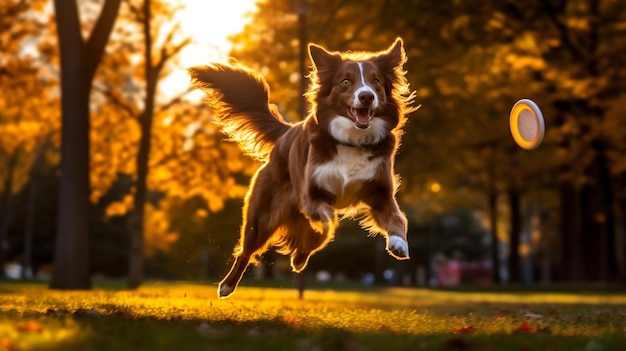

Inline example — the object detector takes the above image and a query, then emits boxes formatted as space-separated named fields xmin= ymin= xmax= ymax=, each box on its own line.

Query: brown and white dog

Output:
xmin=189 ymin=38 xmax=417 ymax=298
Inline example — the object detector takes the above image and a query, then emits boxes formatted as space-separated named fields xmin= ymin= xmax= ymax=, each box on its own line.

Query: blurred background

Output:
xmin=1 ymin=0 xmax=625 ymax=290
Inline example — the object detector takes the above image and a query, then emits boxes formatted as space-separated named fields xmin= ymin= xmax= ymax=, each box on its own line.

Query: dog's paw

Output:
xmin=387 ymin=236 xmax=410 ymax=260
xmin=218 ymin=283 xmax=235 ymax=298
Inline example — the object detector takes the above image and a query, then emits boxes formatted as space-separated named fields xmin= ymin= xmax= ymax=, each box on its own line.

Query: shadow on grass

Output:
xmin=2 ymin=279 xmax=626 ymax=351
xmin=20 ymin=311 xmax=626 ymax=351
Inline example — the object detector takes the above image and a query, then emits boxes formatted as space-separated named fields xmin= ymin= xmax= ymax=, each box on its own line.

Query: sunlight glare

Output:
xmin=161 ymin=0 xmax=259 ymax=101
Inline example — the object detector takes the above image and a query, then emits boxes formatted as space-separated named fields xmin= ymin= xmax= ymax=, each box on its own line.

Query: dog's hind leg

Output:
xmin=219 ymin=253 xmax=251 ymax=298
xmin=218 ymin=174 xmax=280 ymax=298
xmin=288 ymin=214 xmax=334 ymax=272
xmin=218 ymin=212 xmax=276 ymax=298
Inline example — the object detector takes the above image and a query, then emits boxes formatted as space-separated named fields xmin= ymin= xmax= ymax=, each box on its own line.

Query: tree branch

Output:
xmin=93 ymin=84 xmax=140 ymax=119
xmin=84 ymin=0 xmax=123 ymax=81
xmin=154 ymin=86 xmax=194 ymax=115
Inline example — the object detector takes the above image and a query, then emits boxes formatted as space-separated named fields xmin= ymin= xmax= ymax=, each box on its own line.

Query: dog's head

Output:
xmin=307 ymin=38 xmax=415 ymax=146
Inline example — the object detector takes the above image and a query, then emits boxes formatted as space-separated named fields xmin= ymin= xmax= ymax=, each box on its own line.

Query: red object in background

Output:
xmin=514 ymin=321 xmax=535 ymax=333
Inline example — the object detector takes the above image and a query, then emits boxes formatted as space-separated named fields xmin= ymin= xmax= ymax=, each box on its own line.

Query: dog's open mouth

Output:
xmin=346 ymin=107 xmax=374 ymax=129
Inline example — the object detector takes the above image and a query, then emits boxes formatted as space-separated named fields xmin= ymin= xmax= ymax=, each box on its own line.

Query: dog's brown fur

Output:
xmin=189 ymin=38 xmax=416 ymax=298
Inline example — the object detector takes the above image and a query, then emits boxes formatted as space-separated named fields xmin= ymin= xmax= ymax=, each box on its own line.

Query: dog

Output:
xmin=189 ymin=38 xmax=417 ymax=298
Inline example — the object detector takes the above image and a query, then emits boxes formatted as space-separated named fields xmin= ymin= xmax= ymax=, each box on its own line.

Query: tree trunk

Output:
xmin=21 ymin=143 xmax=46 ymax=280
xmin=580 ymin=143 xmax=617 ymax=282
xmin=50 ymin=32 xmax=92 ymax=289
xmin=128 ymin=0 xmax=156 ymax=288
xmin=592 ymin=140 xmax=617 ymax=282
xmin=560 ymin=181 xmax=584 ymax=281
xmin=0 ymin=152 xmax=19 ymax=279
xmin=508 ymin=187 xmax=521 ymax=283
xmin=487 ymin=190 xmax=501 ymax=283
xmin=617 ymin=173 xmax=626 ymax=284
xmin=50 ymin=0 xmax=121 ymax=290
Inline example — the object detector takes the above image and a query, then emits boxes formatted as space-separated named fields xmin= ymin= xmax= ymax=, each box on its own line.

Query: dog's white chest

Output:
xmin=311 ymin=145 xmax=382 ymax=206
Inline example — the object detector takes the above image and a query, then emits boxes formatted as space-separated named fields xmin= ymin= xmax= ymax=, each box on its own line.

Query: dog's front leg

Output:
xmin=379 ymin=205 xmax=410 ymax=260
xmin=363 ymin=184 xmax=410 ymax=260
xmin=300 ymin=184 xmax=337 ymax=236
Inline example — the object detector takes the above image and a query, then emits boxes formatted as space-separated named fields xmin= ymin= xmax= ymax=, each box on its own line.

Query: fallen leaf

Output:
xmin=15 ymin=320 xmax=43 ymax=333
xmin=0 ymin=337 xmax=18 ymax=351
xmin=280 ymin=316 xmax=300 ymax=325
xmin=514 ymin=321 xmax=534 ymax=333
xmin=452 ymin=326 xmax=475 ymax=334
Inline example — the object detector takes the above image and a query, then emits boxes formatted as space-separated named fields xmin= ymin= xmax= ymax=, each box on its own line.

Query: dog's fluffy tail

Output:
xmin=189 ymin=63 xmax=291 ymax=161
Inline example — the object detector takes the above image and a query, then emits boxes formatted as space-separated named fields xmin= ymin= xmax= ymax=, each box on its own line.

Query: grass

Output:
xmin=1 ymin=280 xmax=625 ymax=351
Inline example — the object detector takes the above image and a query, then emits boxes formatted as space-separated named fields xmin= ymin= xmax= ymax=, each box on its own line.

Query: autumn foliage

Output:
xmin=1 ymin=0 xmax=625 ymax=284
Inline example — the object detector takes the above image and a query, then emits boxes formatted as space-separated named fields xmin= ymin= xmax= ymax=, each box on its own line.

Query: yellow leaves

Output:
xmin=143 ymin=203 xmax=178 ymax=257
xmin=106 ymin=195 xmax=179 ymax=256
xmin=195 ymin=208 xmax=208 ymax=218
xmin=206 ymin=195 xmax=225 ymax=213
xmin=566 ymin=17 xmax=590 ymax=31
xmin=504 ymin=54 xmax=546 ymax=71
xmin=486 ymin=11 xmax=505 ymax=30
xmin=451 ymin=14 xmax=470 ymax=30
xmin=0 ymin=121 xmax=40 ymax=154
xmin=90 ymin=104 xmax=139 ymax=203
xmin=105 ymin=194 xmax=134 ymax=218
xmin=0 ymin=337 xmax=16 ymax=351
xmin=146 ymin=104 xmax=259 ymax=210
xmin=0 ymin=61 xmax=57 ymax=194
xmin=152 ymin=167 xmax=171 ymax=182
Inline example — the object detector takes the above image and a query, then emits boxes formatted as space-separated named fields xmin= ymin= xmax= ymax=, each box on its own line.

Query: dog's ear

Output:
xmin=309 ymin=43 xmax=341 ymax=71
xmin=374 ymin=38 xmax=407 ymax=70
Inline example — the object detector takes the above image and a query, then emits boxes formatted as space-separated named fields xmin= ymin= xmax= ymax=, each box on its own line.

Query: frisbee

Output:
xmin=509 ymin=99 xmax=545 ymax=150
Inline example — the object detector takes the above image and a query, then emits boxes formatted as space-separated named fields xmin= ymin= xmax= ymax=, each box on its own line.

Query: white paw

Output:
xmin=387 ymin=236 xmax=410 ymax=260
xmin=218 ymin=284 xmax=234 ymax=298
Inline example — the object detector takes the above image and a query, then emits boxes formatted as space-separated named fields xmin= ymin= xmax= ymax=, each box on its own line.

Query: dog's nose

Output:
xmin=358 ymin=91 xmax=375 ymax=105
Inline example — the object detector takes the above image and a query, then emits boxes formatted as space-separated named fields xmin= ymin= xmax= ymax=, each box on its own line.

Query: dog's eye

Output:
xmin=341 ymin=79 xmax=350 ymax=86
xmin=373 ymin=78 xmax=381 ymax=86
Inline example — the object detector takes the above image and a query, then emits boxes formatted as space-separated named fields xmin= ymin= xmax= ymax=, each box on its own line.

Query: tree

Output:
xmin=50 ymin=0 xmax=121 ymax=289
xmin=91 ymin=0 xmax=257 ymax=286
xmin=0 ymin=0 xmax=58 ymax=278
xmin=228 ymin=0 xmax=626 ymax=284
xmin=126 ymin=0 xmax=191 ymax=288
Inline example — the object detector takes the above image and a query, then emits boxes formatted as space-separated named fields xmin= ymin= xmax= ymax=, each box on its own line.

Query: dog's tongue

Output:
xmin=347 ymin=107 xmax=372 ymax=128
xmin=355 ymin=108 xmax=370 ymax=125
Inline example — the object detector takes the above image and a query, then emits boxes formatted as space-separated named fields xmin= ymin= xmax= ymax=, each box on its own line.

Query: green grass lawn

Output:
xmin=1 ymin=280 xmax=625 ymax=351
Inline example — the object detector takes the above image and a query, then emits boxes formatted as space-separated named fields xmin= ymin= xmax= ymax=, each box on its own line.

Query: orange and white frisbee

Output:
xmin=510 ymin=99 xmax=545 ymax=150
